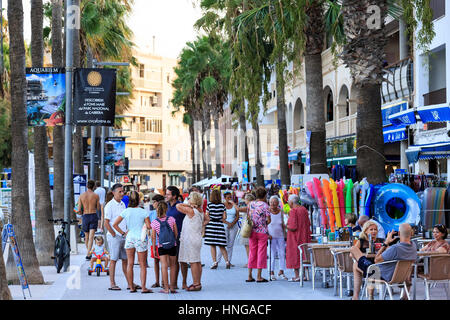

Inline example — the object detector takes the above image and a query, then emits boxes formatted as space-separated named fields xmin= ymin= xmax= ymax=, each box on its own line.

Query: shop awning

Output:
xmin=417 ymin=103 xmax=450 ymax=123
xmin=381 ymin=101 xmax=408 ymax=126
xmin=288 ymin=149 xmax=302 ymax=161
xmin=406 ymin=142 xmax=450 ymax=163
xmin=405 ymin=147 xmax=421 ymax=164
xmin=383 ymin=124 xmax=407 ymax=143
xmin=388 ymin=108 xmax=416 ymax=126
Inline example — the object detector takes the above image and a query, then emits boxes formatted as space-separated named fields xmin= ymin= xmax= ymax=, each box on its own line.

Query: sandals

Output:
xmin=270 ymin=275 xmax=277 ymax=281
xmin=141 ymin=289 xmax=153 ymax=294
xmin=256 ymin=278 xmax=268 ymax=283
xmin=279 ymin=274 xmax=288 ymax=280
xmin=151 ymin=283 xmax=160 ymax=288
xmin=127 ymin=284 xmax=142 ymax=290
xmin=245 ymin=278 xmax=255 ymax=282
xmin=108 ymin=285 xmax=121 ymax=291
xmin=186 ymin=284 xmax=202 ymax=291
xmin=210 ymin=262 xmax=218 ymax=269
xmin=288 ymin=277 xmax=300 ymax=282
xmin=226 ymin=262 xmax=231 ymax=269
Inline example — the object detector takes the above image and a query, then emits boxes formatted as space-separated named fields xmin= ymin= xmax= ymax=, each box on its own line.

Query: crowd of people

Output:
xmin=76 ymin=180 xmax=449 ymax=297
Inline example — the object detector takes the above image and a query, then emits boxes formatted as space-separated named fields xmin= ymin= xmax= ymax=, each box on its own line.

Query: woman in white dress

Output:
xmin=176 ymin=192 xmax=204 ymax=291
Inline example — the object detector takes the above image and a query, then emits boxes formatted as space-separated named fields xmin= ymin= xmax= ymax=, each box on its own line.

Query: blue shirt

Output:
xmin=120 ymin=207 xmax=148 ymax=240
xmin=122 ymin=195 xmax=129 ymax=208
xmin=380 ymin=241 xmax=417 ymax=281
xmin=148 ymin=209 xmax=158 ymax=245
xmin=166 ymin=201 xmax=184 ymax=240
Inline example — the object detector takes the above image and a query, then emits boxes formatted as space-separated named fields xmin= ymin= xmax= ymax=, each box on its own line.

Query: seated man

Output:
xmin=350 ymin=223 xmax=417 ymax=300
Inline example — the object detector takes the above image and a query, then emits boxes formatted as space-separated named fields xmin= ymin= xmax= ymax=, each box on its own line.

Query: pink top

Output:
xmin=423 ymin=240 xmax=450 ymax=253
xmin=150 ymin=216 xmax=177 ymax=248
xmin=249 ymin=201 xmax=271 ymax=234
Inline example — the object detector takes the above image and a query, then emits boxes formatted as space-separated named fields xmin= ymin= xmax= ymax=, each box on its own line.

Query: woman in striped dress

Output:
xmin=204 ymin=189 xmax=230 ymax=269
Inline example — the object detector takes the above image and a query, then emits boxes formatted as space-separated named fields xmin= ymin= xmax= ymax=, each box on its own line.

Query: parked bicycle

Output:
xmin=49 ymin=219 xmax=78 ymax=273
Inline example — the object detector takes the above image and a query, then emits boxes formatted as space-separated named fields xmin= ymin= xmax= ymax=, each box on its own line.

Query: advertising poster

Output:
xmin=73 ymin=68 xmax=117 ymax=126
xmin=5 ymin=224 xmax=30 ymax=291
xmin=306 ymin=131 xmax=311 ymax=174
xmin=242 ymin=162 xmax=249 ymax=183
xmin=26 ymin=67 xmax=65 ymax=126
xmin=114 ymin=157 xmax=129 ymax=176
xmin=105 ymin=137 xmax=126 ymax=166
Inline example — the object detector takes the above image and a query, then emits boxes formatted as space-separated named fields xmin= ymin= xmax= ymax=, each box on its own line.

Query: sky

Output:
xmin=7 ymin=0 xmax=204 ymax=60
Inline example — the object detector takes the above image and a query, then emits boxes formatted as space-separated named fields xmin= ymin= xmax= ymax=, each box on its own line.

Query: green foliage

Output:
xmin=0 ymin=99 xmax=11 ymax=170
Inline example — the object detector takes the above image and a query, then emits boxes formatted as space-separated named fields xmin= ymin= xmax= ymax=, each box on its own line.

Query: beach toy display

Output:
xmin=330 ymin=179 xmax=342 ymax=228
xmin=313 ymin=177 xmax=328 ymax=229
xmin=322 ymin=179 xmax=336 ymax=232
xmin=372 ymin=183 xmax=421 ymax=233
xmin=422 ymin=187 xmax=446 ymax=230
xmin=337 ymin=179 xmax=346 ymax=226
xmin=345 ymin=179 xmax=354 ymax=214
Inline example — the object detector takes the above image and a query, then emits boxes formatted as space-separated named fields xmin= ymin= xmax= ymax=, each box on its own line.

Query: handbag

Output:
xmin=240 ymin=214 xmax=253 ymax=238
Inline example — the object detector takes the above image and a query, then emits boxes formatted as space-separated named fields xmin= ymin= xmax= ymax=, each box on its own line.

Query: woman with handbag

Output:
xmin=246 ymin=187 xmax=271 ymax=283
xmin=238 ymin=193 xmax=256 ymax=267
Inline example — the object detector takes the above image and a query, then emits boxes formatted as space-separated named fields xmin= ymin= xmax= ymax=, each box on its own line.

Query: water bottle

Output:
xmin=368 ymin=234 xmax=373 ymax=254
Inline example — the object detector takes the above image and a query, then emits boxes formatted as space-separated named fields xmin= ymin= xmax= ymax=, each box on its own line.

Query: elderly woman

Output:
xmin=238 ymin=193 xmax=256 ymax=267
xmin=268 ymin=196 xmax=287 ymax=280
xmin=420 ymin=224 xmax=450 ymax=253
xmin=246 ymin=187 xmax=271 ymax=283
xmin=350 ymin=219 xmax=384 ymax=300
xmin=285 ymin=194 xmax=311 ymax=282
xmin=176 ymin=192 xmax=205 ymax=291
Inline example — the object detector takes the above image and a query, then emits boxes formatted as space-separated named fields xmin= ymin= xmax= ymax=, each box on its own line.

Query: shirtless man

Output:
xmin=78 ymin=179 xmax=101 ymax=260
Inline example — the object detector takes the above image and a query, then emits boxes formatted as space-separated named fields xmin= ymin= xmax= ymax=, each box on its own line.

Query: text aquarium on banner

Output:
xmin=73 ymin=68 xmax=117 ymax=126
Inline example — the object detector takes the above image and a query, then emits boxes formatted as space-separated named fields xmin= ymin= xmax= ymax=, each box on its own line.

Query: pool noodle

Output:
xmin=338 ymin=179 xmax=346 ymax=226
xmin=359 ymin=178 xmax=369 ymax=216
xmin=323 ymin=179 xmax=336 ymax=232
xmin=364 ymin=184 xmax=374 ymax=218
xmin=353 ymin=182 xmax=360 ymax=217
xmin=306 ymin=181 xmax=315 ymax=198
xmin=330 ymin=179 xmax=342 ymax=228
xmin=313 ymin=178 xmax=328 ymax=228
xmin=345 ymin=179 xmax=354 ymax=215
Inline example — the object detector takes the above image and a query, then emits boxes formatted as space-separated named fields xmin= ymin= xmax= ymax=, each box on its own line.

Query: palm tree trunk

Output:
xmin=305 ymin=53 xmax=327 ymax=174
xmin=194 ymin=114 xmax=202 ymax=182
xmin=356 ymin=83 xmax=385 ymax=183
xmin=239 ymin=110 xmax=250 ymax=182
xmin=214 ymin=115 xmax=221 ymax=177
xmin=305 ymin=2 xmax=327 ymax=174
xmin=189 ymin=122 xmax=196 ymax=183
xmin=254 ymin=121 xmax=264 ymax=186
xmin=7 ymin=0 xmax=44 ymax=284
xmin=31 ymin=0 xmax=55 ymax=267
xmin=51 ymin=0 xmax=64 ymax=220
xmin=0 ymin=220 xmax=12 ymax=300
xmin=276 ymin=59 xmax=290 ymax=186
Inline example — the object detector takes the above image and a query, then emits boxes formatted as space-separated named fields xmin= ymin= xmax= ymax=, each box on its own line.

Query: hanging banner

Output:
xmin=305 ymin=131 xmax=311 ymax=174
xmin=5 ymin=224 xmax=30 ymax=293
xmin=82 ymin=137 xmax=101 ymax=165
xmin=104 ymin=137 xmax=126 ymax=166
xmin=26 ymin=67 xmax=65 ymax=126
xmin=73 ymin=68 xmax=117 ymax=126
xmin=242 ymin=162 xmax=249 ymax=183
xmin=114 ymin=157 xmax=129 ymax=176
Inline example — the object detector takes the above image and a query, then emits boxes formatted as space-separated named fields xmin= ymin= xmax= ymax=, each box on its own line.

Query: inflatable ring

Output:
xmin=373 ymin=183 xmax=421 ymax=232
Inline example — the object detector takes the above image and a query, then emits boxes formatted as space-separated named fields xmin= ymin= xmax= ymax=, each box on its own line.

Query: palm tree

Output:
xmin=50 ymin=0 xmax=65 ymax=220
xmin=30 ymin=0 xmax=55 ymax=266
xmin=6 ymin=0 xmax=44 ymax=284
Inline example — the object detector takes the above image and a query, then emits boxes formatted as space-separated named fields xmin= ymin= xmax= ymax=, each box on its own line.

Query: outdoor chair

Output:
xmin=360 ymin=260 xmax=415 ymax=300
xmin=417 ymin=254 xmax=450 ymax=300
xmin=310 ymin=246 xmax=335 ymax=290
xmin=298 ymin=244 xmax=311 ymax=287
xmin=332 ymin=251 xmax=354 ymax=298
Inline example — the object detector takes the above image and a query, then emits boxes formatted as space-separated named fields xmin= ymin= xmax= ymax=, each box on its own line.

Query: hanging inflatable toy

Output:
xmin=364 ymin=184 xmax=375 ymax=218
xmin=337 ymin=179 xmax=346 ymax=226
xmin=330 ymin=179 xmax=342 ymax=228
xmin=422 ymin=187 xmax=446 ymax=230
xmin=352 ymin=181 xmax=360 ymax=217
xmin=313 ymin=178 xmax=328 ymax=229
xmin=359 ymin=178 xmax=369 ymax=217
xmin=372 ymin=183 xmax=421 ymax=232
xmin=345 ymin=179 xmax=354 ymax=215
xmin=322 ymin=179 xmax=336 ymax=232
xmin=306 ymin=181 xmax=315 ymax=199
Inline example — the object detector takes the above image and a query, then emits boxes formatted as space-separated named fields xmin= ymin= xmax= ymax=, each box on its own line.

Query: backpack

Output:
xmin=156 ymin=218 xmax=176 ymax=250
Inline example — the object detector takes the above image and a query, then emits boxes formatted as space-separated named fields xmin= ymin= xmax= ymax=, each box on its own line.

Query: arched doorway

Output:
xmin=324 ymin=86 xmax=334 ymax=122
xmin=293 ymin=98 xmax=304 ymax=131
xmin=338 ymin=85 xmax=350 ymax=119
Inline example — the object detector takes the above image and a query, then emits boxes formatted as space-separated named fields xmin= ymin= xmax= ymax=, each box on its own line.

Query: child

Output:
xmin=89 ymin=236 xmax=109 ymax=270
xmin=151 ymin=201 xmax=178 ymax=294
xmin=148 ymin=194 xmax=165 ymax=288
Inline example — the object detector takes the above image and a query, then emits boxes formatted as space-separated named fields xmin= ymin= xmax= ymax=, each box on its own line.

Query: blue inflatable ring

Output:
xmin=372 ymin=183 xmax=421 ymax=232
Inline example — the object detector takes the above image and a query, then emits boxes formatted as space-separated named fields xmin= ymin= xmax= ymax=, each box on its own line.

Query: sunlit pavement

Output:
xmin=8 ymin=238 xmax=449 ymax=300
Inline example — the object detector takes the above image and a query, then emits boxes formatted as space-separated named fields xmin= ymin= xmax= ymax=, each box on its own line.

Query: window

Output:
xmin=145 ymin=118 xmax=162 ymax=133
xmin=139 ymin=64 xmax=145 ymax=78
xmin=140 ymin=148 xmax=146 ymax=159
xmin=326 ymin=91 xmax=334 ymax=122
xmin=430 ymin=0 xmax=445 ymax=20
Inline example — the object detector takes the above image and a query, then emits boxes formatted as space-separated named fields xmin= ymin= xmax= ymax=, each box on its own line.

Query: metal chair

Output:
xmin=360 ymin=260 xmax=415 ymax=300
xmin=333 ymin=251 xmax=354 ymax=298
xmin=417 ymin=254 xmax=450 ymax=300
xmin=298 ymin=243 xmax=311 ymax=287
xmin=310 ymin=246 xmax=335 ymax=290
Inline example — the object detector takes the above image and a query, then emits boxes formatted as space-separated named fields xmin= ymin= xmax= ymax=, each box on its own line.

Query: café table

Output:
xmin=412 ymin=251 xmax=446 ymax=300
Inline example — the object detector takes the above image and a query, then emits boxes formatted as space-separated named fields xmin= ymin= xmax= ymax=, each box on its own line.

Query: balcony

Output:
xmin=423 ymin=88 xmax=447 ymax=106
xmin=126 ymin=131 xmax=163 ymax=144
xmin=430 ymin=0 xmax=445 ymax=20
xmin=381 ymin=57 xmax=414 ymax=104
xmin=294 ymin=129 xmax=305 ymax=149
xmin=326 ymin=121 xmax=335 ymax=139
xmin=129 ymin=159 xmax=163 ymax=169
xmin=338 ymin=114 xmax=357 ymax=136
xmin=133 ymin=77 xmax=162 ymax=91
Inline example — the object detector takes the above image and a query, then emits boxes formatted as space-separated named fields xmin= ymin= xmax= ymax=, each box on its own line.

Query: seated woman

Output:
xmin=350 ymin=219 xmax=384 ymax=300
xmin=420 ymin=224 xmax=450 ymax=254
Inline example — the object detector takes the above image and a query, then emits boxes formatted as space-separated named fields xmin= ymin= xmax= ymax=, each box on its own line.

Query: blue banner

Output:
xmin=389 ymin=109 xmax=416 ymax=126
xmin=306 ymin=131 xmax=311 ymax=174
xmin=383 ymin=125 xmax=407 ymax=143
xmin=417 ymin=104 xmax=450 ymax=123
xmin=242 ymin=162 xmax=249 ymax=183
xmin=381 ymin=101 xmax=408 ymax=126
xmin=6 ymin=224 xmax=29 ymax=291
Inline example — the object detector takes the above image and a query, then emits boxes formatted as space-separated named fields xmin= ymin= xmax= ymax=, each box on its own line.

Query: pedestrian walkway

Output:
xmin=8 ymin=240 xmax=449 ymax=300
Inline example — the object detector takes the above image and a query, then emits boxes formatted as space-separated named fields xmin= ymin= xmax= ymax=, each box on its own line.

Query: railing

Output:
xmin=129 ymin=159 xmax=163 ymax=169
xmin=326 ymin=121 xmax=335 ymax=139
xmin=294 ymin=129 xmax=306 ymax=149
xmin=126 ymin=131 xmax=163 ymax=144
xmin=338 ymin=113 xmax=357 ymax=136
xmin=381 ymin=57 xmax=414 ymax=104
xmin=423 ymin=88 xmax=447 ymax=106
xmin=133 ymin=77 xmax=162 ymax=90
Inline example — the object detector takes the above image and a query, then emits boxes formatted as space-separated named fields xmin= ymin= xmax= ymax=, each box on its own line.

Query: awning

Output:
xmin=406 ymin=142 xmax=450 ymax=163
xmin=417 ymin=103 xmax=450 ymax=123
xmin=381 ymin=101 xmax=408 ymax=126
xmin=288 ymin=149 xmax=302 ymax=161
xmin=405 ymin=147 xmax=421 ymax=164
xmin=383 ymin=124 xmax=407 ymax=143
xmin=388 ymin=108 xmax=416 ymax=126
